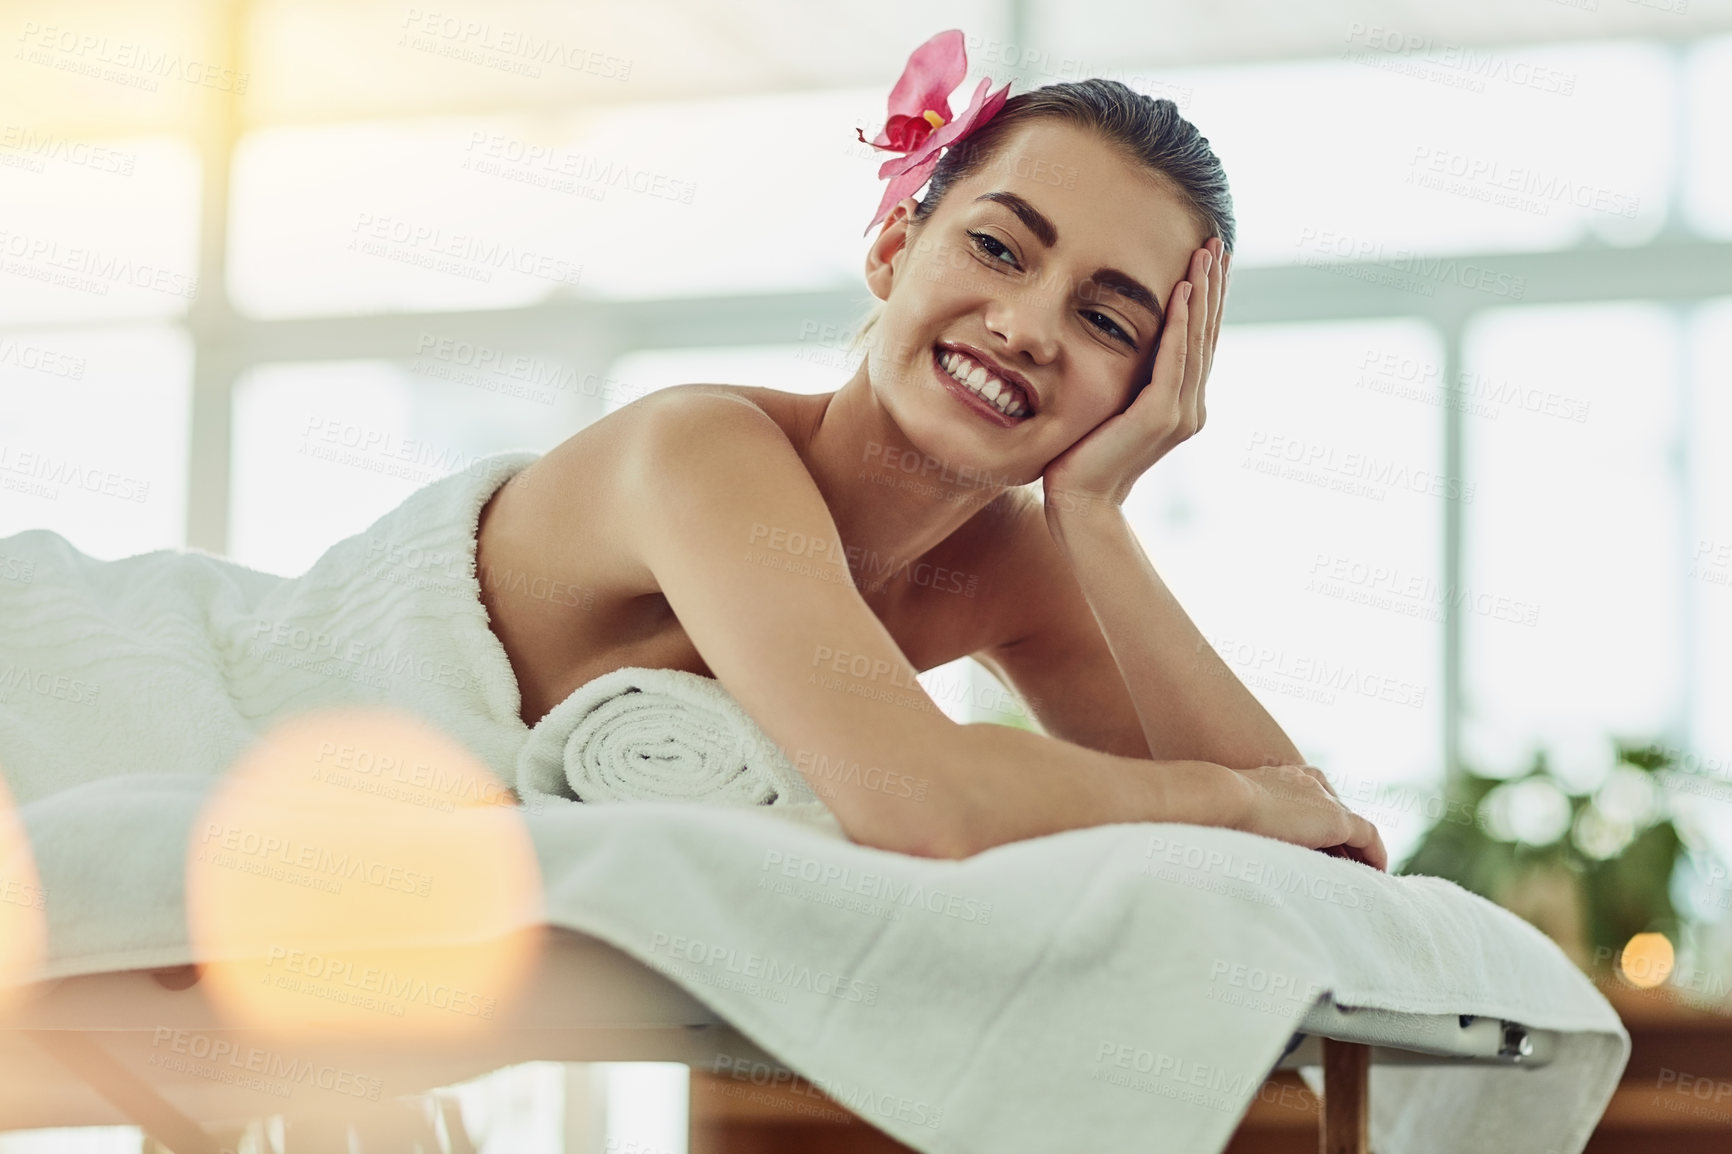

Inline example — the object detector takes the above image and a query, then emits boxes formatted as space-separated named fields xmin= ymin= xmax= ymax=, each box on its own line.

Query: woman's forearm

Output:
xmin=877 ymin=720 xmax=1248 ymax=860
xmin=1046 ymin=503 xmax=1307 ymax=771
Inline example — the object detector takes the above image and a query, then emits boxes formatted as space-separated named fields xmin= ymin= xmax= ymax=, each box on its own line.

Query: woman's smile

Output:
xmin=929 ymin=344 xmax=1035 ymax=427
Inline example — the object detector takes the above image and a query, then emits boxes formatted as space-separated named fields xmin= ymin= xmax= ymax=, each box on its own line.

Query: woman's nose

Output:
xmin=984 ymin=284 xmax=1061 ymax=366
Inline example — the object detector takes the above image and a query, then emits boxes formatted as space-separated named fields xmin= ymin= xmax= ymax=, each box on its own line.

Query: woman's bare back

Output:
xmin=474 ymin=384 xmax=1024 ymax=728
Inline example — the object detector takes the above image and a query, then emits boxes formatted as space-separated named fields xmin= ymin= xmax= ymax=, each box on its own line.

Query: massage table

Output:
xmin=0 ymin=925 xmax=1560 ymax=1154
xmin=0 ymin=459 xmax=1627 ymax=1153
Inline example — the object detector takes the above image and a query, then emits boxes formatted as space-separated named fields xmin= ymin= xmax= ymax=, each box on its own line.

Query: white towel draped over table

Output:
xmin=0 ymin=450 xmax=1629 ymax=1154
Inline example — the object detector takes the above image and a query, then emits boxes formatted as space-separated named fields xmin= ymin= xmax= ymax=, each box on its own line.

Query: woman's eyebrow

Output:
xmin=975 ymin=189 xmax=1167 ymax=332
xmin=975 ymin=190 xmax=1057 ymax=247
xmin=1086 ymin=269 xmax=1165 ymax=330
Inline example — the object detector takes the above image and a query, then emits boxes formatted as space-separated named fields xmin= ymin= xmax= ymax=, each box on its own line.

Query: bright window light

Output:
xmin=1161 ymin=39 xmax=1672 ymax=267
xmin=0 ymin=1128 xmax=139 ymax=1153
xmin=601 ymin=1062 xmax=689 ymax=1154
xmin=1461 ymin=304 xmax=1681 ymax=773
xmin=0 ymin=137 xmax=198 ymax=326
xmin=0 ymin=325 xmax=190 ymax=560
xmin=1684 ymin=36 xmax=1732 ymax=238
xmin=1133 ymin=319 xmax=1444 ymax=864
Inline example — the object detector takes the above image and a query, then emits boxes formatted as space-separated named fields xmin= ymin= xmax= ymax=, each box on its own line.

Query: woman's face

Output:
xmin=863 ymin=118 xmax=1211 ymax=487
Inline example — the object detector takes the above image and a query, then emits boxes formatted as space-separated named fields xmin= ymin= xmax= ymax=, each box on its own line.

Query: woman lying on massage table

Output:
xmin=473 ymin=38 xmax=1389 ymax=870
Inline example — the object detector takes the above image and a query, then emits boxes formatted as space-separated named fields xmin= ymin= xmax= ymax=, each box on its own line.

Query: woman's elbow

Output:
xmin=826 ymin=776 xmax=978 ymax=861
xmin=837 ymin=805 xmax=973 ymax=860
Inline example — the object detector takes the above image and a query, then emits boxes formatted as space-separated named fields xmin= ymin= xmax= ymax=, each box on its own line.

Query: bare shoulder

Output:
xmin=483 ymin=385 xmax=801 ymax=594
xmin=525 ymin=384 xmax=807 ymax=502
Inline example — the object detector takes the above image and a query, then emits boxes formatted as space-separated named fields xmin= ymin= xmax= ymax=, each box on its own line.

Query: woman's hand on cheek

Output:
xmin=1040 ymin=238 xmax=1229 ymax=523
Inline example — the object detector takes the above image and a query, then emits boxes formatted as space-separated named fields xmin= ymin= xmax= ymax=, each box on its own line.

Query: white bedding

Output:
xmin=0 ymin=451 xmax=1630 ymax=1154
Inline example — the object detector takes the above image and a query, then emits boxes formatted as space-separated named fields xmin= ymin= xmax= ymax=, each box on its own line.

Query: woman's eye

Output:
xmin=1085 ymin=311 xmax=1135 ymax=347
xmin=968 ymin=231 xmax=1019 ymax=267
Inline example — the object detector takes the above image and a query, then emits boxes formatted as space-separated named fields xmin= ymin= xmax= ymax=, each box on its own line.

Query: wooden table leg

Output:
xmin=1320 ymin=1038 xmax=1369 ymax=1154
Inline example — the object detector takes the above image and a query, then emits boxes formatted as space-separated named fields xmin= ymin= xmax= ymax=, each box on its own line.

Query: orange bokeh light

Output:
xmin=1617 ymin=932 xmax=1674 ymax=989
xmin=187 ymin=707 xmax=543 ymax=1040
xmin=0 ymin=768 xmax=48 ymax=1020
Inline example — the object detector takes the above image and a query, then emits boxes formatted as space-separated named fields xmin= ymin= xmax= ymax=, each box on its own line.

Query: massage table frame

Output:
xmin=1 ymin=927 xmax=1557 ymax=1154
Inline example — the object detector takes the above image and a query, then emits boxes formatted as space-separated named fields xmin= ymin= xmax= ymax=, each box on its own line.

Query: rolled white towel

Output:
xmin=514 ymin=666 xmax=844 ymax=836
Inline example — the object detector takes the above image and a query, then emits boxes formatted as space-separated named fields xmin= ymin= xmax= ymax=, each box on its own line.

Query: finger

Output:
xmin=1208 ymin=240 xmax=1228 ymax=353
xmin=1200 ymin=241 xmax=1227 ymax=429
xmin=1183 ymin=248 xmax=1211 ymax=420
xmin=1299 ymin=764 xmax=1341 ymax=800
xmin=1344 ymin=813 xmax=1385 ymax=869
xmin=1148 ymin=275 xmax=1191 ymax=412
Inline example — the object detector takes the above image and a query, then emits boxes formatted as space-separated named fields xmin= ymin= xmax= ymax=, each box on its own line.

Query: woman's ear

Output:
xmin=863 ymin=198 xmax=920 ymax=303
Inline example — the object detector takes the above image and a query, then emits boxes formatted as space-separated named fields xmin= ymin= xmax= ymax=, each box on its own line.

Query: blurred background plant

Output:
xmin=1395 ymin=739 xmax=1732 ymax=999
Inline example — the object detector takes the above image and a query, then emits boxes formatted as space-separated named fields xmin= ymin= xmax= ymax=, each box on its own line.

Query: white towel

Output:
xmin=3 ymin=775 xmax=1628 ymax=1154
xmin=516 ymin=665 xmax=844 ymax=836
xmin=0 ymin=451 xmax=1630 ymax=1153
xmin=0 ymin=452 xmax=548 ymax=812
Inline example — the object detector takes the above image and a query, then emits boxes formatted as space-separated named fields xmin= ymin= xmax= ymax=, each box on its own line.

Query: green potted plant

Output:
xmin=1397 ymin=740 xmax=1708 ymax=976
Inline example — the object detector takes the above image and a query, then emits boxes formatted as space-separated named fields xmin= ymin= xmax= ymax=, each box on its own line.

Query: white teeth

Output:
xmin=936 ymin=347 xmax=1030 ymax=419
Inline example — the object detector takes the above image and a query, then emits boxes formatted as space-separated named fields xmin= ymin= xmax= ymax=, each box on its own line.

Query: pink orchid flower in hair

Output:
xmin=857 ymin=29 xmax=1013 ymax=236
